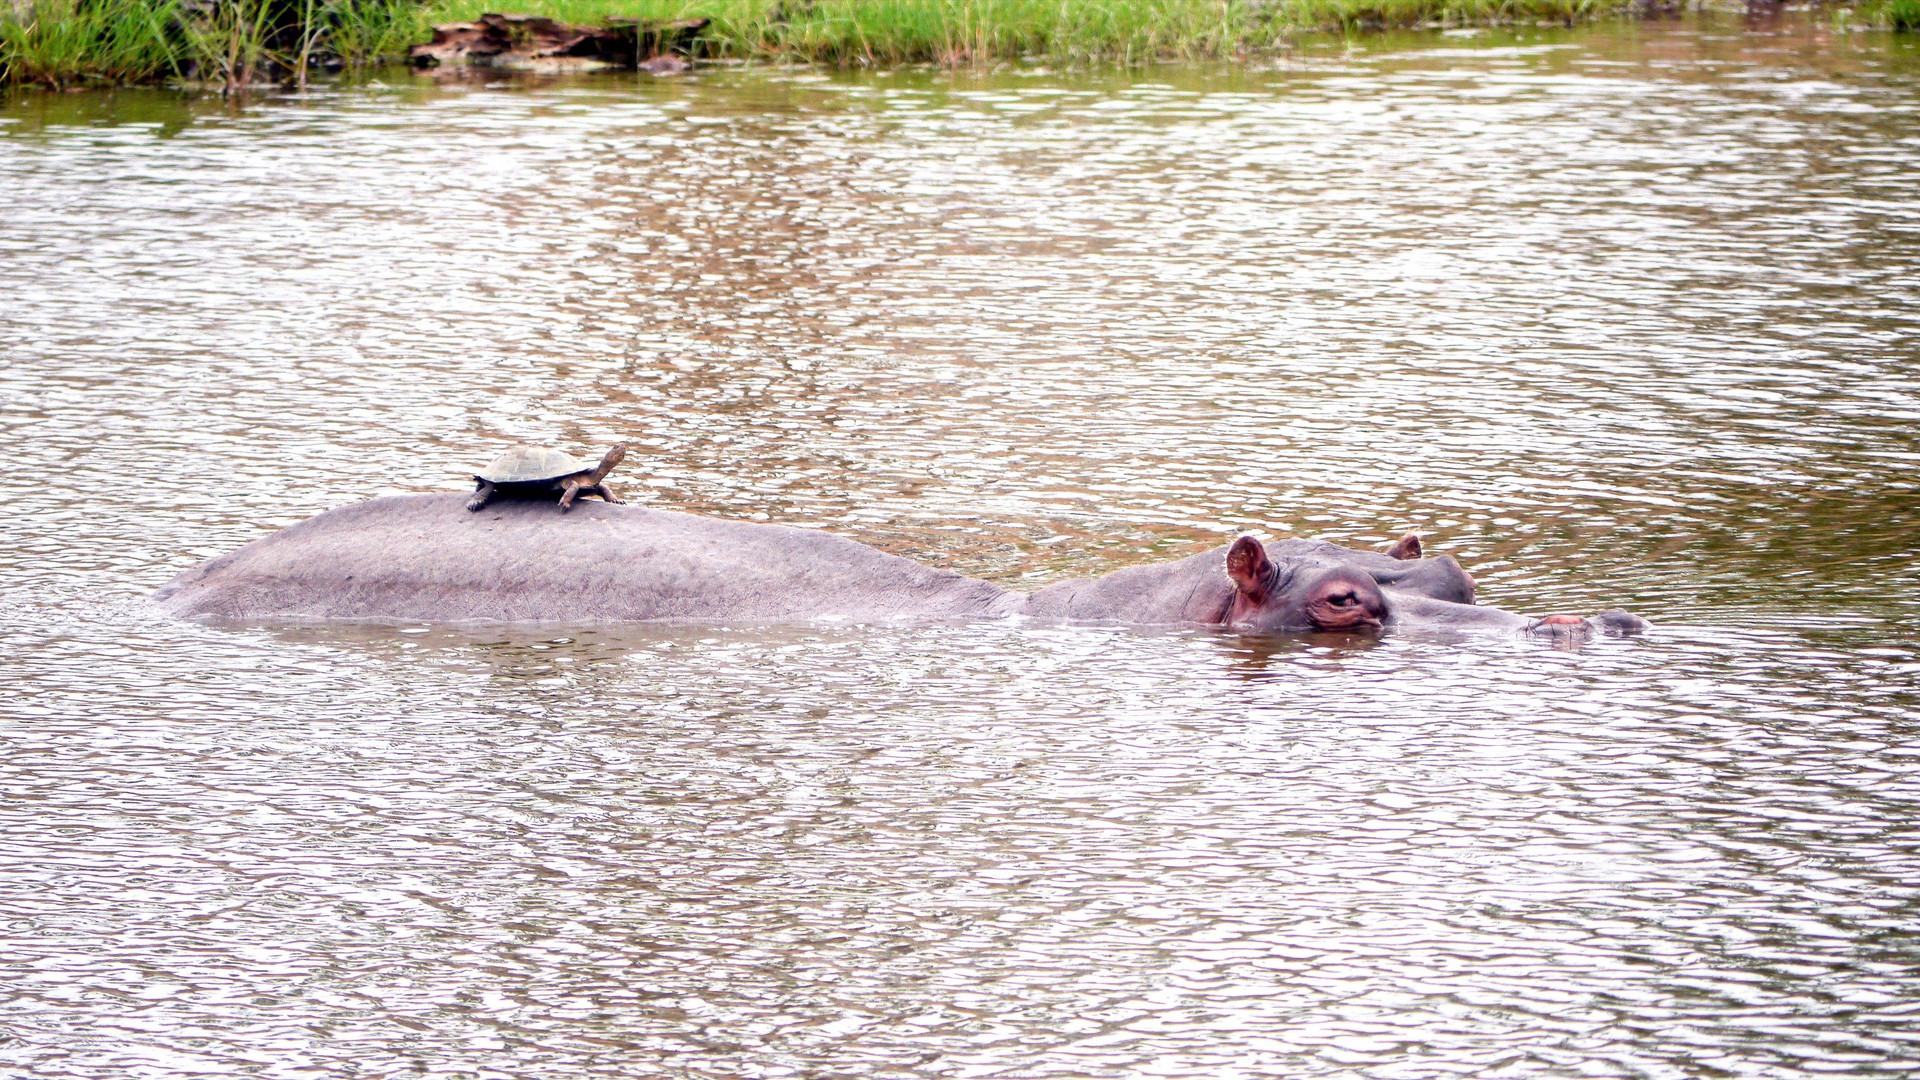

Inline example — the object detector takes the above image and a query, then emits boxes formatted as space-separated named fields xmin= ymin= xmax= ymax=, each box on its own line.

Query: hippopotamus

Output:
xmin=154 ymin=495 xmax=1646 ymax=637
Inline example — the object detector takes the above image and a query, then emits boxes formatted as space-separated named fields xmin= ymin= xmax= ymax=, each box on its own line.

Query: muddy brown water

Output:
xmin=2 ymin=15 xmax=1918 ymax=1079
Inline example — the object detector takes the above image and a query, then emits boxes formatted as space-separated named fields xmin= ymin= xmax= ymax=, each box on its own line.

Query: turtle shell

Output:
xmin=474 ymin=445 xmax=586 ymax=484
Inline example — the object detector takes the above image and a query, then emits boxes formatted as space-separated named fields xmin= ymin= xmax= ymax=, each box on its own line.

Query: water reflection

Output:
xmin=2 ymin=12 xmax=1919 ymax=1080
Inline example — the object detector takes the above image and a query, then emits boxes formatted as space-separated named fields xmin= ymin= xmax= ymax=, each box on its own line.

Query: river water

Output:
xmin=3 ymin=14 xmax=1918 ymax=1078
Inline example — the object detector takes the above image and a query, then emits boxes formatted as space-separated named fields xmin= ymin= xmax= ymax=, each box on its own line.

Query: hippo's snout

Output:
xmin=1525 ymin=609 xmax=1651 ymax=637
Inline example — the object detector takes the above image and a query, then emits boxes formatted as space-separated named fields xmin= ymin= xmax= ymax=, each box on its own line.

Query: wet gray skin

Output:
xmin=154 ymin=495 xmax=1645 ymax=637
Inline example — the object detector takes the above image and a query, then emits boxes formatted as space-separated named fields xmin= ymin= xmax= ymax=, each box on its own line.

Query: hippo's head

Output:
xmin=1224 ymin=536 xmax=1388 ymax=633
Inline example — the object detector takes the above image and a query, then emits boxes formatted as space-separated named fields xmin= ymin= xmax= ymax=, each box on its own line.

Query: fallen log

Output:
xmin=409 ymin=13 xmax=708 ymax=70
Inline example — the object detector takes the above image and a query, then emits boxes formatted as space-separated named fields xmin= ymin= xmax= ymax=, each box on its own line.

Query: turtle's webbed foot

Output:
xmin=467 ymin=483 xmax=495 ymax=512
xmin=595 ymin=483 xmax=622 ymax=504
xmin=559 ymin=482 xmax=580 ymax=511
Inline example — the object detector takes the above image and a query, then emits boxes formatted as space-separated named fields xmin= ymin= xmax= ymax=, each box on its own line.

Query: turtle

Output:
xmin=467 ymin=443 xmax=627 ymax=512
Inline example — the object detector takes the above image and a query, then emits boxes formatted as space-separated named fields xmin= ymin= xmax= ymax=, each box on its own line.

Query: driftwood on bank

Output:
xmin=409 ymin=13 xmax=708 ymax=71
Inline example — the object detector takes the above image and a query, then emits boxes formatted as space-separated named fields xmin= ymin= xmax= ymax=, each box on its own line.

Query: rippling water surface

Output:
xmin=3 ymin=15 xmax=1918 ymax=1078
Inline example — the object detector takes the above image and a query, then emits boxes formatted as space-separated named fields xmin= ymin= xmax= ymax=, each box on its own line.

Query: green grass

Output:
xmin=1864 ymin=0 xmax=1920 ymax=27
xmin=0 ymin=0 xmax=180 ymax=87
xmin=322 ymin=0 xmax=427 ymax=64
xmin=414 ymin=0 xmax=1619 ymax=66
xmin=4 ymin=0 xmax=1917 ymax=88
xmin=0 ymin=0 xmax=427 ymax=88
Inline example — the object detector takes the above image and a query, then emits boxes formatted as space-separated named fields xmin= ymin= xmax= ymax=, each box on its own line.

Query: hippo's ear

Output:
xmin=1385 ymin=533 xmax=1422 ymax=561
xmin=1226 ymin=536 xmax=1274 ymax=601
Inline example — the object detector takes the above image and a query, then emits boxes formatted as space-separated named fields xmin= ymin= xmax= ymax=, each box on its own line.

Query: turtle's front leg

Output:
xmin=467 ymin=481 xmax=495 ymax=512
xmin=593 ymin=483 xmax=622 ymax=504
xmin=559 ymin=480 xmax=581 ymax=510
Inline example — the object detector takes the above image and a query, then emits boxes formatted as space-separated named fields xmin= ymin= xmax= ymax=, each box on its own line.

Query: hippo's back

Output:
xmin=155 ymin=494 xmax=1014 ymax=625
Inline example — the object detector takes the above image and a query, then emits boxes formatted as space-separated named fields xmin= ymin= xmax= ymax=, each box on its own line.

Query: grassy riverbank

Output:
xmin=416 ymin=0 xmax=1610 ymax=65
xmin=4 ymin=0 xmax=1917 ymax=87
xmin=0 ymin=0 xmax=420 ymax=88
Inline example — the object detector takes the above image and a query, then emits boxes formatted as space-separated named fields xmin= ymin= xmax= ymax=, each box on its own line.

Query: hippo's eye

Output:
xmin=1330 ymin=592 xmax=1355 ymax=606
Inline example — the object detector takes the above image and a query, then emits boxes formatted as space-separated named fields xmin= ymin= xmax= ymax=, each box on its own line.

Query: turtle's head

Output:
xmin=589 ymin=443 xmax=627 ymax=482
